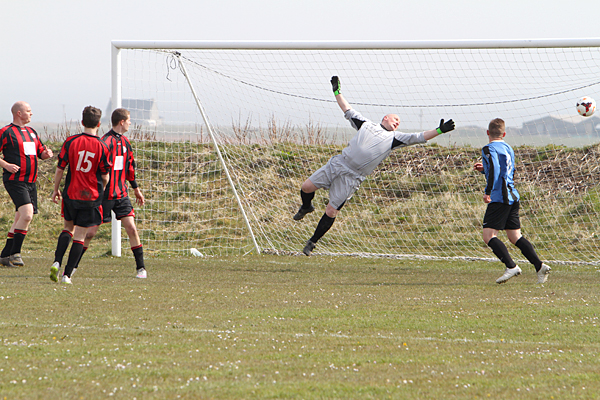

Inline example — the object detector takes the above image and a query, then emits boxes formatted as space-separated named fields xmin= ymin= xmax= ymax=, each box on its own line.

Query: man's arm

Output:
xmin=331 ymin=76 xmax=351 ymax=112
xmin=0 ymin=158 xmax=19 ymax=174
xmin=482 ymin=147 xmax=495 ymax=203
xmin=52 ymin=167 xmax=64 ymax=204
xmin=132 ymin=187 xmax=145 ymax=206
xmin=101 ymin=173 xmax=110 ymax=191
xmin=423 ymin=119 xmax=455 ymax=140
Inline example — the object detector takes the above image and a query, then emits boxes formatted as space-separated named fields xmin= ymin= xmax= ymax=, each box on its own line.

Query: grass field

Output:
xmin=1 ymin=253 xmax=598 ymax=399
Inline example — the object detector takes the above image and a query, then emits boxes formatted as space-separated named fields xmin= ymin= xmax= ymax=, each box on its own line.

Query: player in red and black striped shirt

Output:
xmin=0 ymin=101 xmax=53 ymax=267
xmin=82 ymin=108 xmax=147 ymax=278
xmin=50 ymin=106 xmax=110 ymax=284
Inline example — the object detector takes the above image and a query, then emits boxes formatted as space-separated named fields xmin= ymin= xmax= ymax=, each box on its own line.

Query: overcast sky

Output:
xmin=2 ymin=0 xmax=600 ymax=123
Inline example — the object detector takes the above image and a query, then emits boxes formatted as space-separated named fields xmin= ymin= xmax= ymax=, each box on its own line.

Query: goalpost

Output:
xmin=111 ymin=39 xmax=600 ymax=264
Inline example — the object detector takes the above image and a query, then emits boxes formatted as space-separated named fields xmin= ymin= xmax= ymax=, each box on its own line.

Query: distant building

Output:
xmin=105 ymin=99 xmax=161 ymax=127
xmin=518 ymin=115 xmax=600 ymax=136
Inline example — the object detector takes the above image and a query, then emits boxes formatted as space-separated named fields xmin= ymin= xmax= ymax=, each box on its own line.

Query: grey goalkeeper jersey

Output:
xmin=341 ymin=108 xmax=426 ymax=176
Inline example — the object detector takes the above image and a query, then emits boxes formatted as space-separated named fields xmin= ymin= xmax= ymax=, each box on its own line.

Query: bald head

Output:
xmin=11 ymin=101 xmax=32 ymax=126
xmin=381 ymin=113 xmax=400 ymax=131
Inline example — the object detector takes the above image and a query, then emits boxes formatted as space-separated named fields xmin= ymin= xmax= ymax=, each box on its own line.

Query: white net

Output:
xmin=115 ymin=42 xmax=600 ymax=263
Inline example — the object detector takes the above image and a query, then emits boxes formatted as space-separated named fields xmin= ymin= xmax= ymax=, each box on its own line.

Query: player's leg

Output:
xmin=0 ymin=212 xmax=17 ymax=267
xmin=113 ymin=198 xmax=146 ymax=278
xmin=4 ymin=181 xmax=37 ymax=266
xmin=74 ymin=224 xmax=100 ymax=270
xmin=294 ymin=179 xmax=318 ymax=220
xmin=484 ymin=227 xmax=522 ymax=284
xmin=505 ymin=201 xmax=550 ymax=283
xmin=61 ymin=205 xmax=101 ymax=283
xmin=62 ymin=225 xmax=88 ymax=283
xmin=303 ymin=203 xmax=340 ymax=256
xmin=9 ymin=203 xmax=35 ymax=266
xmin=303 ymin=169 xmax=359 ymax=256
xmin=507 ymin=229 xmax=551 ymax=283
xmin=1 ymin=181 xmax=21 ymax=266
xmin=50 ymin=219 xmax=74 ymax=282
xmin=55 ymin=219 xmax=74 ymax=265
xmin=121 ymin=216 xmax=146 ymax=278
xmin=508 ymin=229 xmax=539 ymax=268
xmin=484 ymin=227 xmax=517 ymax=268
xmin=482 ymin=202 xmax=521 ymax=283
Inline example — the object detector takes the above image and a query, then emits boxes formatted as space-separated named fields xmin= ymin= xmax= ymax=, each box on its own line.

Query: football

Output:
xmin=576 ymin=96 xmax=596 ymax=117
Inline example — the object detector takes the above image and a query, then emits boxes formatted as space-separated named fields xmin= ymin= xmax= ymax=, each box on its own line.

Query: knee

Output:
xmin=506 ymin=230 xmax=521 ymax=245
xmin=85 ymin=231 xmax=96 ymax=241
xmin=325 ymin=205 xmax=339 ymax=218
xmin=508 ymin=236 xmax=521 ymax=245
xmin=85 ymin=228 xmax=98 ymax=241
xmin=124 ymin=224 xmax=138 ymax=237
xmin=301 ymin=180 xmax=317 ymax=193
xmin=482 ymin=232 xmax=494 ymax=245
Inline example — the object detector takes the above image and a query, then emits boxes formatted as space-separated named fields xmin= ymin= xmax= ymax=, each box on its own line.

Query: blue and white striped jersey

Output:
xmin=481 ymin=140 xmax=520 ymax=204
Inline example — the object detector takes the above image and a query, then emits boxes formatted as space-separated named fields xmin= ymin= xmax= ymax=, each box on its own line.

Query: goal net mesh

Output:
xmin=116 ymin=44 xmax=600 ymax=263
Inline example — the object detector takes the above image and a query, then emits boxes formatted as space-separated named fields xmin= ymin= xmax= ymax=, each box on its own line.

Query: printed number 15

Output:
xmin=76 ymin=150 xmax=96 ymax=173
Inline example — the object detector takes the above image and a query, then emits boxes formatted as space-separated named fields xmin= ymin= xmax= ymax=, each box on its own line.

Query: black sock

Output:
xmin=1 ymin=234 xmax=14 ymax=258
xmin=515 ymin=237 xmax=542 ymax=271
xmin=75 ymin=247 xmax=88 ymax=269
xmin=301 ymin=190 xmax=315 ymax=209
xmin=54 ymin=230 xmax=73 ymax=265
xmin=309 ymin=213 xmax=335 ymax=244
xmin=64 ymin=241 xmax=84 ymax=278
xmin=487 ymin=237 xmax=516 ymax=268
xmin=10 ymin=229 xmax=27 ymax=255
xmin=132 ymin=245 xmax=145 ymax=270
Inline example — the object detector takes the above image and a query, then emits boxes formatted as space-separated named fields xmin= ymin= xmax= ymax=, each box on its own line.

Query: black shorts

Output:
xmin=62 ymin=198 xmax=102 ymax=228
xmin=101 ymin=197 xmax=135 ymax=223
xmin=483 ymin=201 xmax=521 ymax=230
xmin=3 ymin=181 xmax=38 ymax=214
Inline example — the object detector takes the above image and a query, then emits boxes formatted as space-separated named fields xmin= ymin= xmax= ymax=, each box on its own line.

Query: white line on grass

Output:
xmin=0 ymin=321 xmax=559 ymax=347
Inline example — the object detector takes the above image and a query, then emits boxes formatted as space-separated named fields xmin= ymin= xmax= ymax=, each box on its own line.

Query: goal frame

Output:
xmin=110 ymin=38 xmax=600 ymax=257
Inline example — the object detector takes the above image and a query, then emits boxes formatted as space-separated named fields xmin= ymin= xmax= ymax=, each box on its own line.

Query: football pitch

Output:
xmin=1 ymin=253 xmax=598 ymax=399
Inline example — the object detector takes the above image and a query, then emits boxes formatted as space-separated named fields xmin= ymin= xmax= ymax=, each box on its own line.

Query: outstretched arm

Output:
xmin=331 ymin=76 xmax=351 ymax=112
xmin=423 ymin=119 xmax=455 ymax=140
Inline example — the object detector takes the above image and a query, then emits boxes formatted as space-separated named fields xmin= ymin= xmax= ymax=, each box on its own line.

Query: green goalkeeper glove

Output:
xmin=331 ymin=76 xmax=341 ymax=96
xmin=436 ymin=118 xmax=455 ymax=134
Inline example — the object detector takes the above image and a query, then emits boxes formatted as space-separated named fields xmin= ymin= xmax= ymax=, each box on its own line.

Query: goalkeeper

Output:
xmin=293 ymin=76 xmax=455 ymax=256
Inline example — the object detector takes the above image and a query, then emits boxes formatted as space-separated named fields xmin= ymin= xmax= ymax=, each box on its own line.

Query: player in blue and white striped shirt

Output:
xmin=474 ymin=118 xmax=551 ymax=284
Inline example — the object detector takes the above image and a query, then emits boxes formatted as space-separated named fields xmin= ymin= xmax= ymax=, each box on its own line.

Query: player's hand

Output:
xmin=473 ymin=162 xmax=483 ymax=172
xmin=483 ymin=194 xmax=491 ymax=204
xmin=41 ymin=147 xmax=53 ymax=159
xmin=437 ymin=119 xmax=455 ymax=134
xmin=51 ymin=190 xmax=61 ymax=204
xmin=133 ymin=187 xmax=145 ymax=206
xmin=3 ymin=163 xmax=19 ymax=174
xmin=331 ymin=76 xmax=341 ymax=95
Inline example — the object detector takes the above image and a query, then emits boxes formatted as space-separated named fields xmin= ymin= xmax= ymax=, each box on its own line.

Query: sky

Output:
xmin=2 ymin=0 xmax=600 ymax=124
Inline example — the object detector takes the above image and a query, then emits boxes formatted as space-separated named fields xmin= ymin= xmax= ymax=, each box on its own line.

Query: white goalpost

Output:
xmin=111 ymin=39 xmax=600 ymax=264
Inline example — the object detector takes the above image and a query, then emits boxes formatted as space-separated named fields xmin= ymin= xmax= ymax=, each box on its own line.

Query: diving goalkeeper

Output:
xmin=293 ymin=76 xmax=456 ymax=256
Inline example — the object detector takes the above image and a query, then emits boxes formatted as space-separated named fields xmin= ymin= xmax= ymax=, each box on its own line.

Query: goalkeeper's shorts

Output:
xmin=308 ymin=154 xmax=365 ymax=210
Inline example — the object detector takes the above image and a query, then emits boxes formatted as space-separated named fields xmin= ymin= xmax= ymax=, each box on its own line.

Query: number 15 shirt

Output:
xmin=57 ymin=133 xmax=111 ymax=208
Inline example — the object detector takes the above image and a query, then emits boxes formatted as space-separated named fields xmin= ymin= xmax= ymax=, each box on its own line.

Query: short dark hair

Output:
xmin=111 ymin=108 xmax=130 ymax=127
xmin=82 ymin=106 xmax=102 ymax=128
xmin=488 ymin=118 xmax=505 ymax=138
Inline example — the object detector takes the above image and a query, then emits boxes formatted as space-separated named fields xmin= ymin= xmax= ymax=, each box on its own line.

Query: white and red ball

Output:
xmin=576 ymin=96 xmax=596 ymax=117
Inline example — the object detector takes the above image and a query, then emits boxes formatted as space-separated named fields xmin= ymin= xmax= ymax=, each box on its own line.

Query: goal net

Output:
xmin=112 ymin=40 xmax=600 ymax=264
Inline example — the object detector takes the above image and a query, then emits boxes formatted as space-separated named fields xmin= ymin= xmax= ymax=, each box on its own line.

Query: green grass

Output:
xmin=1 ymin=254 xmax=598 ymax=399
